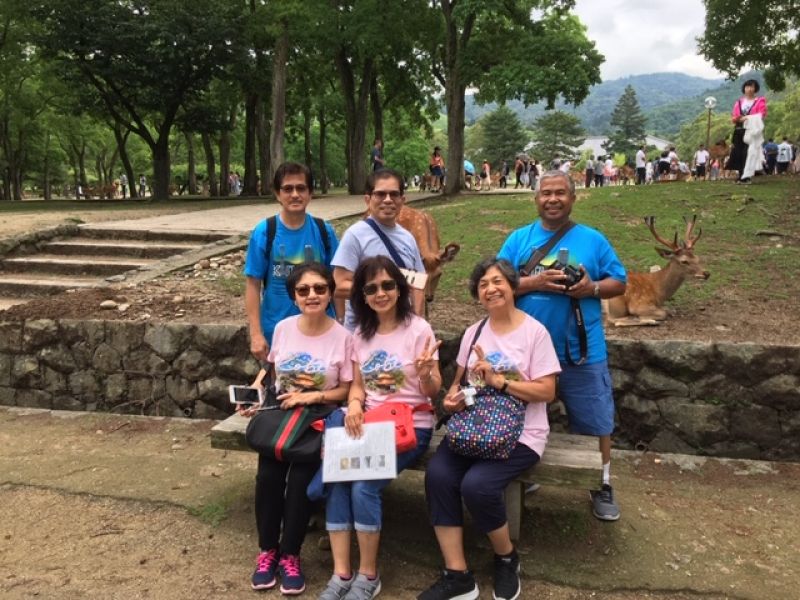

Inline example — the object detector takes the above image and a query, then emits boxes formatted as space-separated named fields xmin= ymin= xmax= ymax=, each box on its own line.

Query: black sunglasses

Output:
xmin=371 ymin=190 xmax=402 ymax=200
xmin=363 ymin=280 xmax=397 ymax=296
xmin=279 ymin=184 xmax=309 ymax=194
xmin=295 ymin=283 xmax=329 ymax=297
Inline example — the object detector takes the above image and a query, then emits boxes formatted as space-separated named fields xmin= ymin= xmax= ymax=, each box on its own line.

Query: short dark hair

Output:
xmin=350 ymin=256 xmax=412 ymax=340
xmin=365 ymin=168 xmax=405 ymax=195
xmin=468 ymin=258 xmax=519 ymax=300
xmin=285 ymin=262 xmax=335 ymax=301
xmin=273 ymin=162 xmax=313 ymax=192
xmin=742 ymin=79 xmax=760 ymax=93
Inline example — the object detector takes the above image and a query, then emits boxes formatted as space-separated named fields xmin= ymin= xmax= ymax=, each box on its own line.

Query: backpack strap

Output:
xmin=312 ymin=216 xmax=331 ymax=261
xmin=262 ymin=215 xmax=331 ymax=288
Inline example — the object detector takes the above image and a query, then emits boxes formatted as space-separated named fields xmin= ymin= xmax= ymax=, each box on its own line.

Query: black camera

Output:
xmin=550 ymin=248 xmax=583 ymax=289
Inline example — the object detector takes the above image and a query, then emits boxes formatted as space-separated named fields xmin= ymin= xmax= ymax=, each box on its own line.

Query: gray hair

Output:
xmin=468 ymin=258 xmax=519 ymax=300
xmin=537 ymin=170 xmax=575 ymax=196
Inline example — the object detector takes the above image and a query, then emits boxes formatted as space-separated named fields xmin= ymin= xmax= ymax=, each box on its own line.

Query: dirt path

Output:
xmin=1 ymin=408 xmax=797 ymax=599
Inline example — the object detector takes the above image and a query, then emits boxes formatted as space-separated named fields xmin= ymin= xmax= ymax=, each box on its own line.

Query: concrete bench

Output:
xmin=211 ymin=413 xmax=602 ymax=540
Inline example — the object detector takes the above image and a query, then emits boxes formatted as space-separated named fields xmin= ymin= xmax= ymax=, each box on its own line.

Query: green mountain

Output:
xmin=465 ymin=72 xmax=764 ymax=137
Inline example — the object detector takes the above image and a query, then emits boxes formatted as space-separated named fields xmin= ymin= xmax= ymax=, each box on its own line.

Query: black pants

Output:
xmin=585 ymin=170 xmax=594 ymax=188
xmin=255 ymin=454 xmax=319 ymax=554
xmin=594 ymin=173 xmax=604 ymax=187
xmin=636 ymin=167 xmax=646 ymax=184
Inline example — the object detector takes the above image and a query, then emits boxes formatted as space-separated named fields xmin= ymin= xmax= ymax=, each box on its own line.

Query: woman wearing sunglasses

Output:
xmin=243 ymin=263 xmax=353 ymax=595
xmin=318 ymin=256 xmax=442 ymax=600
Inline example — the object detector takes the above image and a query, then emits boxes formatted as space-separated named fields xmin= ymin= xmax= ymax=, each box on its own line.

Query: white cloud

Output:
xmin=572 ymin=0 xmax=724 ymax=80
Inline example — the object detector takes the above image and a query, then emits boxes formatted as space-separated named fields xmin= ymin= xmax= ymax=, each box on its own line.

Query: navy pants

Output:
xmin=425 ymin=438 xmax=539 ymax=534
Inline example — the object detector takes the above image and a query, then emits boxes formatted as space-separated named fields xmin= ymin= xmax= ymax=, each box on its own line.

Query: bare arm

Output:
xmin=333 ymin=266 xmax=354 ymax=301
xmin=245 ymin=276 xmax=268 ymax=362
xmin=277 ymin=381 xmax=351 ymax=409
xmin=345 ymin=363 xmax=366 ymax=438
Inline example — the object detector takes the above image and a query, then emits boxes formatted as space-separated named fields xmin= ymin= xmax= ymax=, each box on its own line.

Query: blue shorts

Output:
xmin=556 ymin=360 xmax=615 ymax=436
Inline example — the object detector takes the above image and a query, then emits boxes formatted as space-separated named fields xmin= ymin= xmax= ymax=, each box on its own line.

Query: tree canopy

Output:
xmin=699 ymin=0 xmax=800 ymax=91
xmin=530 ymin=110 xmax=585 ymax=165
xmin=603 ymin=85 xmax=647 ymax=162
xmin=478 ymin=106 xmax=528 ymax=166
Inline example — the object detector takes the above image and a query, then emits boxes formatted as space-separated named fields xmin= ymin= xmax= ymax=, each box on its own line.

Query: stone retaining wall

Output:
xmin=1 ymin=319 xmax=798 ymax=460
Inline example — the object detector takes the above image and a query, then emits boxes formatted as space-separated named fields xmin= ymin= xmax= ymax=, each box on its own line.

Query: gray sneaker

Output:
xmin=319 ymin=573 xmax=353 ymax=600
xmin=343 ymin=573 xmax=381 ymax=600
xmin=590 ymin=484 xmax=620 ymax=521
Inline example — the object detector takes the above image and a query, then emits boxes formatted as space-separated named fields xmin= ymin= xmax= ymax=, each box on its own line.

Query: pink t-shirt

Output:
xmin=456 ymin=314 xmax=561 ymax=456
xmin=268 ymin=316 xmax=354 ymax=394
xmin=353 ymin=315 xmax=437 ymax=428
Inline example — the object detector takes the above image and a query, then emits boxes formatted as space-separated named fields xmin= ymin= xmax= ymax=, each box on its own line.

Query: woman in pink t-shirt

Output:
xmin=240 ymin=263 xmax=353 ymax=594
xmin=319 ymin=255 xmax=441 ymax=600
xmin=419 ymin=258 xmax=560 ymax=600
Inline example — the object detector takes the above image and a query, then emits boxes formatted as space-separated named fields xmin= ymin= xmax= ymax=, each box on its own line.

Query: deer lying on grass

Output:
xmin=605 ymin=215 xmax=710 ymax=326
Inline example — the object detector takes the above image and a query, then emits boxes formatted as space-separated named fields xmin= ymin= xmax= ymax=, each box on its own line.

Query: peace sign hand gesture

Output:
xmin=414 ymin=336 xmax=442 ymax=381
xmin=470 ymin=344 xmax=504 ymax=389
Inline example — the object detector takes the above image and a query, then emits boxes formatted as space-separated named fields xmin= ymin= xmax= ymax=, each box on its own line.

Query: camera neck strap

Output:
xmin=520 ymin=220 xmax=576 ymax=276
xmin=564 ymin=298 xmax=588 ymax=366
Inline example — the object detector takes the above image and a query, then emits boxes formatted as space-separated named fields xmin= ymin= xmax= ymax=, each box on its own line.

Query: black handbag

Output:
xmin=244 ymin=368 xmax=336 ymax=462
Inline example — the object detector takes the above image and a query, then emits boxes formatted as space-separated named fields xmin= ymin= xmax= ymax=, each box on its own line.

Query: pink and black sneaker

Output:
xmin=279 ymin=554 xmax=306 ymax=595
xmin=251 ymin=548 xmax=279 ymax=590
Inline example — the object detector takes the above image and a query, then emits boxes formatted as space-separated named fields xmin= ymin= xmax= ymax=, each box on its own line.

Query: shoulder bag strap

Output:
xmin=520 ymin=220 xmax=576 ymax=276
xmin=459 ymin=318 xmax=489 ymax=387
xmin=365 ymin=217 xmax=407 ymax=269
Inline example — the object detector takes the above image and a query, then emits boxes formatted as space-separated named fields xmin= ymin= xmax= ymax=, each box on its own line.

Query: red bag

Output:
xmin=364 ymin=402 xmax=433 ymax=453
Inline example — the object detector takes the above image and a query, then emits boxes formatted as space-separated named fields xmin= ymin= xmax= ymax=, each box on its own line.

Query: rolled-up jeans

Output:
xmin=324 ymin=413 xmax=432 ymax=533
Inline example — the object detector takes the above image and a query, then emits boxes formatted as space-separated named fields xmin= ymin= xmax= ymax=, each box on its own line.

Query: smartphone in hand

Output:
xmin=228 ymin=385 xmax=264 ymax=407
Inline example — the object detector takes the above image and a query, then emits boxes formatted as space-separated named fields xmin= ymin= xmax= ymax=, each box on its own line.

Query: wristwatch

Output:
xmin=593 ymin=283 xmax=601 ymax=298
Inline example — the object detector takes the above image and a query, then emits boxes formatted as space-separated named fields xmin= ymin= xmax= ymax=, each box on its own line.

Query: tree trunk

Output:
xmin=302 ymin=103 xmax=313 ymax=183
xmin=370 ymin=74 xmax=383 ymax=145
xmin=243 ymin=92 xmax=259 ymax=196
xmin=77 ymin=143 xmax=87 ymax=190
xmin=185 ymin=132 xmax=197 ymax=195
xmin=11 ymin=159 xmax=22 ymax=201
xmin=318 ymin=105 xmax=328 ymax=195
xmin=1 ymin=168 xmax=9 ymax=201
xmin=269 ymin=24 xmax=290 ymax=182
xmin=201 ymin=132 xmax=218 ymax=197
xmin=43 ymin=132 xmax=52 ymax=201
xmin=114 ymin=123 xmax=138 ymax=199
xmin=219 ymin=131 xmax=231 ymax=197
xmin=151 ymin=137 xmax=171 ymax=200
xmin=335 ymin=49 xmax=373 ymax=194
xmin=257 ymin=100 xmax=270 ymax=195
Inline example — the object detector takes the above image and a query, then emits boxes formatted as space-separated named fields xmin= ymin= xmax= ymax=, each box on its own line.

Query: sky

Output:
xmin=572 ymin=0 xmax=724 ymax=81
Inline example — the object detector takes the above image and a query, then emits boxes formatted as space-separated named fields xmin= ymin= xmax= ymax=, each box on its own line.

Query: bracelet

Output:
xmin=348 ymin=397 xmax=364 ymax=405
xmin=319 ymin=391 xmax=325 ymax=403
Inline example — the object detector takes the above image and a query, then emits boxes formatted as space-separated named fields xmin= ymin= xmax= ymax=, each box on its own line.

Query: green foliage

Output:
xmin=530 ymin=110 xmax=585 ymax=165
xmin=478 ymin=106 xmax=528 ymax=166
xmin=603 ymin=85 xmax=647 ymax=163
xmin=699 ymin=0 xmax=800 ymax=91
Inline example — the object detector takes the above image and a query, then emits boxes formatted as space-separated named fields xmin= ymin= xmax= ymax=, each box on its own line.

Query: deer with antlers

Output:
xmin=605 ymin=215 xmax=709 ymax=326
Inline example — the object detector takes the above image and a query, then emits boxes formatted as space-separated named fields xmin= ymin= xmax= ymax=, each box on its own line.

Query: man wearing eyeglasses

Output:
xmin=243 ymin=162 xmax=340 ymax=363
xmin=332 ymin=168 xmax=426 ymax=331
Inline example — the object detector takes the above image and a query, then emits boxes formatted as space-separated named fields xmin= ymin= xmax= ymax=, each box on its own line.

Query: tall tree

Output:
xmin=480 ymin=106 xmax=528 ymax=165
xmin=699 ymin=0 xmax=800 ymax=91
xmin=33 ymin=0 xmax=245 ymax=200
xmin=530 ymin=110 xmax=585 ymax=165
xmin=429 ymin=2 xmax=602 ymax=194
xmin=603 ymin=85 xmax=646 ymax=162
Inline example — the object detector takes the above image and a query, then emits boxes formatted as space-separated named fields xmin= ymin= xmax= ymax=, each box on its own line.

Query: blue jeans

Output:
xmin=324 ymin=414 xmax=432 ymax=533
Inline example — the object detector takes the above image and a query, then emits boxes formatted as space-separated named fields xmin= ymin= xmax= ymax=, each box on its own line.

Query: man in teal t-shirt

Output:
xmin=243 ymin=162 xmax=339 ymax=363
xmin=498 ymin=170 xmax=627 ymax=522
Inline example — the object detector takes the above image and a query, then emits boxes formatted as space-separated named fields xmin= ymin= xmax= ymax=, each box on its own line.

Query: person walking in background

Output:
xmin=138 ymin=174 xmax=147 ymax=197
xmin=119 ymin=174 xmax=128 ymax=199
xmin=693 ymin=144 xmax=710 ymax=180
xmin=776 ymin=137 xmax=792 ymax=174
xmin=635 ymin=146 xmax=647 ymax=185
xmin=727 ymin=78 xmax=767 ymax=184
xmin=594 ymin=156 xmax=604 ymax=187
xmin=763 ymin=138 xmax=779 ymax=174
xmin=371 ymin=139 xmax=385 ymax=172
xmin=499 ymin=160 xmax=509 ymax=188
xmin=584 ymin=156 xmax=595 ymax=188
xmin=514 ymin=155 xmax=524 ymax=189
xmin=430 ymin=147 xmax=445 ymax=192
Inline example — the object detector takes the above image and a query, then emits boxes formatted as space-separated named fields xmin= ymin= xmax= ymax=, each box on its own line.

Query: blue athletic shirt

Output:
xmin=243 ymin=214 xmax=339 ymax=345
xmin=498 ymin=221 xmax=626 ymax=365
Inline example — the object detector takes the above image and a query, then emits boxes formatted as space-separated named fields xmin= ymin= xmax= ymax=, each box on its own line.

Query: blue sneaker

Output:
xmin=252 ymin=548 xmax=279 ymax=590
xmin=279 ymin=553 xmax=306 ymax=595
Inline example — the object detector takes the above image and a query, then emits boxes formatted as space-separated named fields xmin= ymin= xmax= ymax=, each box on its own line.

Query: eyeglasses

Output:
xmin=279 ymin=184 xmax=309 ymax=194
xmin=295 ymin=283 xmax=329 ymax=297
xmin=363 ymin=280 xmax=397 ymax=296
xmin=370 ymin=190 xmax=402 ymax=201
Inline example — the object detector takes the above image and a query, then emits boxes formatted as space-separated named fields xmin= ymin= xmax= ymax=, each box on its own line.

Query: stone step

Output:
xmin=1 ymin=255 xmax=155 ymax=277
xmin=42 ymin=239 xmax=204 ymax=259
xmin=0 ymin=274 xmax=100 ymax=297
xmin=0 ymin=297 xmax=29 ymax=311
xmin=78 ymin=226 xmax=233 ymax=244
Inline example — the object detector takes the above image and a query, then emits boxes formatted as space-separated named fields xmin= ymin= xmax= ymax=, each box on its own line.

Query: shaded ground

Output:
xmin=1 ymin=407 xmax=798 ymax=599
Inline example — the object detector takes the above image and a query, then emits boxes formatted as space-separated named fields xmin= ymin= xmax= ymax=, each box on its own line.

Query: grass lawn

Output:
xmin=408 ymin=177 xmax=800 ymax=311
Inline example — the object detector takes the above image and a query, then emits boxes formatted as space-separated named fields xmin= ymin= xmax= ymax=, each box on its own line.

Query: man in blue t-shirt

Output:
xmin=332 ymin=168 xmax=425 ymax=330
xmin=498 ymin=170 xmax=627 ymax=521
xmin=243 ymin=162 xmax=339 ymax=362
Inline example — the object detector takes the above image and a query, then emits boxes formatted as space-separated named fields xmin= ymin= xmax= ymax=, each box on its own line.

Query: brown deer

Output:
xmin=605 ymin=215 xmax=710 ymax=326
